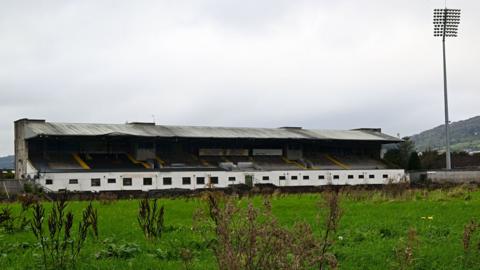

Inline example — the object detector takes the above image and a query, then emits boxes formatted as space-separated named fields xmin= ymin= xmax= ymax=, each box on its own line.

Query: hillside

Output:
xmin=0 ymin=155 xmax=14 ymax=169
xmin=410 ymin=116 xmax=480 ymax=152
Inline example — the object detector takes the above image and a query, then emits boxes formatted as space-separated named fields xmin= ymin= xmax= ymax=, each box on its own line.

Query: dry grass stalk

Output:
xmin=462 ymin=220 xmax=480 ymax=268
xmin=382 ymin=180 xmax=410 ymax=199
xmin=319 ymin=190 xmax=342 ymax=269
xmin=395 ymin=228 xmax=418 ymax=270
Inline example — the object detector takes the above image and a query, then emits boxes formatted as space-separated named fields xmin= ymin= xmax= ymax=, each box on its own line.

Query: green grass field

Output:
xmin=2 ymin=188 xmax=480 ymax=269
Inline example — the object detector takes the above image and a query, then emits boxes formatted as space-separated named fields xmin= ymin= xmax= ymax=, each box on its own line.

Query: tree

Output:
xmin=383 ymin=137 xmax=416 ymax=169
xmin=419 ymin=149 xmax=439 ymax=169
xmin=383 ymin=149 xmax=402 ymax=168
xmin=407 ymin=151 xmax=422 ymax=171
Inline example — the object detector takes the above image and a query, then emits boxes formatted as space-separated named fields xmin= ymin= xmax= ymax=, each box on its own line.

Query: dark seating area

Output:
xmin=30 ymin=153 xmax=84 ymax=170
xmin=304 ymin=152 xmax=387 ymax=170
xmin=157 ymin=152 xmax=205 ymax=167
xmin=28 ymin=150 xmax=388 ymax=172
xmin=304 ymin=153 xmax=343 ymax=169
xmin=252 ymin=156 xmax=301 ymax=170
xmin=29 ymin=155 xmax=51 ymax=171
xmin=331 ymin=154 xmax=387 ymax=169
xmin=80 ymin=153 xmax=144 ymax=170
xmin=226 ymin=156 xmax=251 ymax=163
xmin=199 ymin=156 xmax=223 ymax=165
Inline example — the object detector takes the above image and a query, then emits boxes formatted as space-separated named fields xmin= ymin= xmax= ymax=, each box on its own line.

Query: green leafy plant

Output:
xmin=95 ymin=239 xmax=140 ymax=259
xmin=0 ymin=194 xmax=36 ymax=233
xmin=0 ymin=241 xmax=31 ymax=258
xmin=0 ymin=204 xmax=30 ymax=233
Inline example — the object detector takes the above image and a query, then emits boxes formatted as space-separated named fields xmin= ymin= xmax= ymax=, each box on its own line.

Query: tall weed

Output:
xmin=31 ymin=198 xmax=98 ymax=269
xmin=462 ymin=220 xmax=480 ymax=268
xmin=137 ymin=195 xmax=165 ymax=240
xmin=195 ymin=191 xmax=342 ymax=270
xmin=394 ymin=228 xmax=418 ymax=270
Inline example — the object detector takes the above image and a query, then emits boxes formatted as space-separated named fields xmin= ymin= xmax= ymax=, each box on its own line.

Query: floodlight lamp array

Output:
xmin=433 ymin=8 xmax=461 ymax=37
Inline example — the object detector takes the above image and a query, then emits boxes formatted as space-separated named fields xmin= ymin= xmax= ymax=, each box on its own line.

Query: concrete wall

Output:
xmin=14 ymin=119 xmax=47 ymax=179
xmin=410 ymin=170 xmax=480 ymax=184
xmin=35 ymin=169 xmax=406 ymax=192
xmin=14 ymin=119 xmax=29 ymax=178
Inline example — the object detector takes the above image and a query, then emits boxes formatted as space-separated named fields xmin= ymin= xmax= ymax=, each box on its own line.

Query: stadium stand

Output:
xmin=14 ymin=119 xmax=406 ymax=191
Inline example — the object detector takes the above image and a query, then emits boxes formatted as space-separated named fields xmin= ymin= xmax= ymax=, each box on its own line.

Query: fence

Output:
xmin=410 ymin=170 xmax=480 ymax=184
xmin=0 ymin=179 xmax=26 ymax=198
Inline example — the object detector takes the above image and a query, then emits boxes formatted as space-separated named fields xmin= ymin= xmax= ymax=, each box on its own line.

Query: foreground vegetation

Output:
xmin=1 ymin=186 xmax=480 ymax=269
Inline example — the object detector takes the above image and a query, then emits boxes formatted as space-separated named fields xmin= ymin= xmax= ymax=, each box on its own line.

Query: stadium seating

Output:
xmin=252 ymin=156 xmax=301 ymax=170
xmin=29 ymin=149 xmax=388 ymax=172
xmin=157 ymin=151 xmax=208 ymax=168
xmin=30 ymin=153 xmax=85 ymax=170
xmin=79 ymin=153 xmax=145 ymax=170
xmin=304 ymin=153 xmax=387 ymax=170
xmin=331 ymin=154 xmax=387 ymax=169
xmin=305 ymin=153 xmax=344 ymax=170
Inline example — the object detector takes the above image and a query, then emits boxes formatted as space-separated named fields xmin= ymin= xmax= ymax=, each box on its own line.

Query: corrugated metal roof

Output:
xmin=21 ymin=120 xmax=401 ymax=142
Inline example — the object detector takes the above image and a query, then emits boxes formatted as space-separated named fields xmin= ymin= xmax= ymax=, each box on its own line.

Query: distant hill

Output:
xmin=0 ymin=155 xmax=14 ymax=169
xmin=410 ymin=116 xmax=480 ymax=152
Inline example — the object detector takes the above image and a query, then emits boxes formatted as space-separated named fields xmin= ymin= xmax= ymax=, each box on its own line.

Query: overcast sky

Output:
xmin=0 ymin=0 xmax=479 ymax=156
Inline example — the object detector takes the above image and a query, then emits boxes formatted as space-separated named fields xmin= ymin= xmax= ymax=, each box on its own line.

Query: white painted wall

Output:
xmin=26 ymin=161 xmax=37 ymax=177
xmin=35 ymin=169 xmax=406 ymax=192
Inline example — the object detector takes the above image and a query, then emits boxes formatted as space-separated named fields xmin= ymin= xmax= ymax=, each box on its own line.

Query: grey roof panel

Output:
xmin=22 ymin=121 xmax=401 ymax=142
xmin=293 ymin=129 xmax=399 ymax=141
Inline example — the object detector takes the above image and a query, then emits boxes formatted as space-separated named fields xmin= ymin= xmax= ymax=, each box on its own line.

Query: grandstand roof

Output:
xmin=18 ymin=119 xmax=401 ymax=142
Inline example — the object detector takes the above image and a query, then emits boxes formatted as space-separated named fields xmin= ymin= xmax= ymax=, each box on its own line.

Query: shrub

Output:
xmin=18 ymin=193 xmax=38 ymax=208
xmin=23 ymin=182 xmax=33 ymax=193
xmin=23 ymin=182 xmax=43 ymax=195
